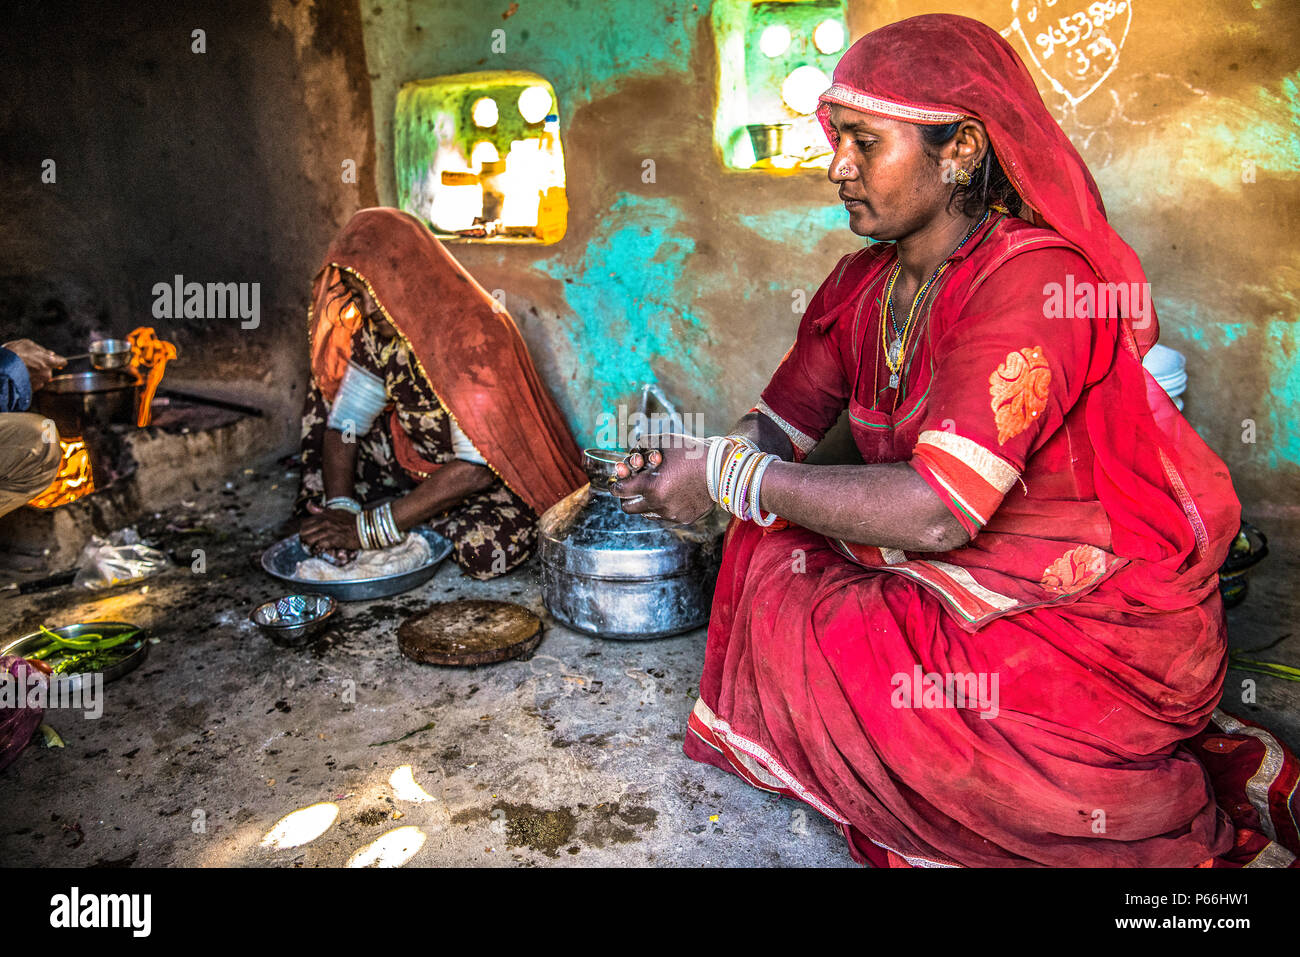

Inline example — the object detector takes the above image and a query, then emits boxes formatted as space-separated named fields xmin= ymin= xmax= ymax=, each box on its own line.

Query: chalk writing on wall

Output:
xmin=1008 ymin=0 xmax=1133 ymax=106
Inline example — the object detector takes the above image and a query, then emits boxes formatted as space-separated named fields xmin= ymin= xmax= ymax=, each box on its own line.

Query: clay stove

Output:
xmin=0 ymin=333 xmax=269 ymax=577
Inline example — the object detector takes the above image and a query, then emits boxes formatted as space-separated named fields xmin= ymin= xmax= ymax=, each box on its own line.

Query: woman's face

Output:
xmin=340 ymin=272 xmax=399 ymax=338
xmin=826 ymin=104 xmax=959 ymax=242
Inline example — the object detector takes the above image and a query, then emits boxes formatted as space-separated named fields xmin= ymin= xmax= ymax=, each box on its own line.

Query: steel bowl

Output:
xmin=260 ymin=526 xmax=453 ymax=601
xmin=250 ymin=594 xmax=338 ymax=647
xmin=89 ymin=339 xmax=133 ymax=370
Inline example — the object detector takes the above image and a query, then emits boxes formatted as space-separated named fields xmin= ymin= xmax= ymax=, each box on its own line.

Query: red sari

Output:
xmin=684 ymin=16 xmax=1300 ymax=868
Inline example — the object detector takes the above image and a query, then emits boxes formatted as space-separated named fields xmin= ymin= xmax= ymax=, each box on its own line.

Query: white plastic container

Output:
xmin=1143 ymin=343 xmax=1187 ymax=411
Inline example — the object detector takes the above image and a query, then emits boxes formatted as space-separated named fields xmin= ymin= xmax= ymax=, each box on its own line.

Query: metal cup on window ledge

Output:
xmin=746 ymin=123 xmax=791 ymax=165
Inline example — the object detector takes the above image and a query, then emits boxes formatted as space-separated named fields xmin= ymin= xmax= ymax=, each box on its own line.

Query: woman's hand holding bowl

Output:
xmin=609 ymin=434 xmax=714 ymax=526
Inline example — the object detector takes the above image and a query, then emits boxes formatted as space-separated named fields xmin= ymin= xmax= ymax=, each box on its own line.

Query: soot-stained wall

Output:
xmin=0 ymin=0 xmax=377 ymax=445
xmin=363 ymin=0 xmax=1299 ymax=507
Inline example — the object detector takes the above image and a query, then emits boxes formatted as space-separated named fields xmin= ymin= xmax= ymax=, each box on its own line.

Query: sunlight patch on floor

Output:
xmin=260 ymin=802 xmax=339 ymax=850
xmin=389 ymin=765 xmax=436 ymax=803
xmin=346 ymin=826 xmax=427 ymax=868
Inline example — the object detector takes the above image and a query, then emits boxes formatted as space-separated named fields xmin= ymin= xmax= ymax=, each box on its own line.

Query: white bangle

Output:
xmin=749 ymin=454 xmax=778 ymax=526
xmin=725 ymin=433 xmax=759 ymax=453
xmin=378 ymin=502 xmax=403 ymax=546
xmin=325 ymin=496 xmax=362 ymax=515
xmin=735 ymin=449 xmax=764 ymax=520
xmin=705 ymin=436 xmax=726 ymax=504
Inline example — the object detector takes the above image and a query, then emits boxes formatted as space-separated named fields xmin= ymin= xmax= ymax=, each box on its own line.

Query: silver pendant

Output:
xmin=887 ymin=337 xmax=902 ymax=388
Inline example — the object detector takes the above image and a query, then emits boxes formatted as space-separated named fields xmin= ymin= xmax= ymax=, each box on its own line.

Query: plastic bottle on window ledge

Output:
xmin=479 ymin=160 xmax=507 ymax=230
xmin=536 ymin=113 xmax=567 ymax=243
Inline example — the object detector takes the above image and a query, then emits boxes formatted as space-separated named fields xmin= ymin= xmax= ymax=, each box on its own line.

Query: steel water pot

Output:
xmin=539 ymin=448 xmax=729 ymax=640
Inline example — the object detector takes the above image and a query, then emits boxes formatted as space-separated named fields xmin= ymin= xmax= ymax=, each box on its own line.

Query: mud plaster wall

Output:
xmin=364 ymin=0 xmax=1299 ymax=508
xmin=0 ymin=0 xmax=377 ymax=451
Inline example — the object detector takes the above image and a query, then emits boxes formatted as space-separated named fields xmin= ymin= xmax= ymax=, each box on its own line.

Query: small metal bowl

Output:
xmin=250 ymin=594 xmax=337 ymax=647
xmin=583 ymin=447 xmax=627 ymax=488
xmin=89 ymin=338 xmax=132 ymax=370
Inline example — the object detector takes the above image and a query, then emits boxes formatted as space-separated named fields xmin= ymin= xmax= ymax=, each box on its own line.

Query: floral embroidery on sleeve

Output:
xmin=1041 ymin=544 xmax=1108 ymax=593
xmin=989 ymin=346 xmax=1051 ymax=444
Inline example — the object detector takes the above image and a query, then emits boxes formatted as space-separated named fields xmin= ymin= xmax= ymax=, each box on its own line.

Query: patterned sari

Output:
xmin=296 ymin=316 xmax=537 ymax=579
xmin=297 ymin=207 xmax=585 ymax=578
xmin=683 ymin=15 xmax=1299 ymax=867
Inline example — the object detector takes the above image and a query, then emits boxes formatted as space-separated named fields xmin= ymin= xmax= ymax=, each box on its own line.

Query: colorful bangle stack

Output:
xmin=324 ymin=496 xmax=362 ymax=515
xmin=355 ymin=501 xmax=404 ymax=550
xmin=704 ymin=435 xmax=778 ymax=527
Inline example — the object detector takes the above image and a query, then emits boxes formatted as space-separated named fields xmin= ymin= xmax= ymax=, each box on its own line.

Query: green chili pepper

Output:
xmin=30 ymin=625 xmax=142 ymax=672
xmin=52 ymin=651 xmax=97 ymax=674
xmin=1229 ymin=653 xmax=1300 ymax=683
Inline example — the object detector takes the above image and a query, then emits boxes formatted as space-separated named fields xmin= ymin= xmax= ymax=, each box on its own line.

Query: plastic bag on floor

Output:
xmin=73 ymin=527 xmax=170 ymax=590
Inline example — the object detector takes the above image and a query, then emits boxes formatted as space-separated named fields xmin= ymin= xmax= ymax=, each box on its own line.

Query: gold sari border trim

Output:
xmin=1244 ymin=840 xmax=1297 ymax=868
xmin=1213 ymin=708 xmax=1290 ymax=845
xmin=820 ymin=84 xmax=967 ymax=125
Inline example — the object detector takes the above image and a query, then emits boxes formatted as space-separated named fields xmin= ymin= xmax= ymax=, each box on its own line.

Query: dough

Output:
xmin=294 ymin=533 xmax=432 ymax=582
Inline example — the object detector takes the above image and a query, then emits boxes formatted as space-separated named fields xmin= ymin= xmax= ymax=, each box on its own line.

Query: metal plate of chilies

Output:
xmin=1 ymin=621 xmax=149 ymax=691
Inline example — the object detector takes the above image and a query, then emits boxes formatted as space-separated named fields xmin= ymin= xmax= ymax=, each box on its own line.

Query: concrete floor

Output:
xmin=1 ymin=462 xmax=1296 ymax=867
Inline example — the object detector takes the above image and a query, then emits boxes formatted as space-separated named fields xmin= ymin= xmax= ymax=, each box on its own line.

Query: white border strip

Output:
xmin=693 ymin=699 xmax=847 ymax=824
xmin=692 ymin=699 xmax=959 ymax=868
xmin=755 ymin=399 xmax=817 ymax=455
xmin=917 ymin=429 xmax=1020 ymax=492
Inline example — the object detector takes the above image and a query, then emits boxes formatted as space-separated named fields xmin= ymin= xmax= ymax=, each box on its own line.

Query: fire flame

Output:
xmin=29 ymin=438 xmax=96 ymax=509
xmin=128 ymin=326 xmax=177 ymax=427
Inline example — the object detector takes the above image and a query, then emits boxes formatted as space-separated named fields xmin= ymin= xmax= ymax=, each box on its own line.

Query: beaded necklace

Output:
xmin=881 ymin=209 xmax=990 ymax=389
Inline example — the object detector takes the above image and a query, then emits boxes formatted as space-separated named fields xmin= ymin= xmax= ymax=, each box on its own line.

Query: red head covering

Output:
xmin=817 ymin=13 xmax=1156 ymax=353
xmin=308 ymin=208 xmax=585 ymax=515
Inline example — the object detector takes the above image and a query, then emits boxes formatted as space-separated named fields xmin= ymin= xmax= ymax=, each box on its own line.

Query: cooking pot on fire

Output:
xmin=35 ymin=369 xmax=142 ymax=436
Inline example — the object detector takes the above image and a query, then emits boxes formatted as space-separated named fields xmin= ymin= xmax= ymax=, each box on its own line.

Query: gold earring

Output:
xmin=953 ymin=159 xmax=982 ymax=187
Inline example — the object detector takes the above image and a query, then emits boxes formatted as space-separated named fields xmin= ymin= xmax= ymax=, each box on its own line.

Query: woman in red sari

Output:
xmin=612 ymin=15 xmax=1299 ymax=867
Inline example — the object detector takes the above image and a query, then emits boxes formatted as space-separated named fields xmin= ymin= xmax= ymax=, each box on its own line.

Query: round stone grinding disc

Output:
xmin=398 ymin=599 xmax=543 ymax=666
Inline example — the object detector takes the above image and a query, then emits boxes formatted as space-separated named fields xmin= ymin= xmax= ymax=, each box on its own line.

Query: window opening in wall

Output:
xmin=395 ymin=70 xmax=567 ymax=244
xmin=712 ymin=0 xmax=849 ymax=172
